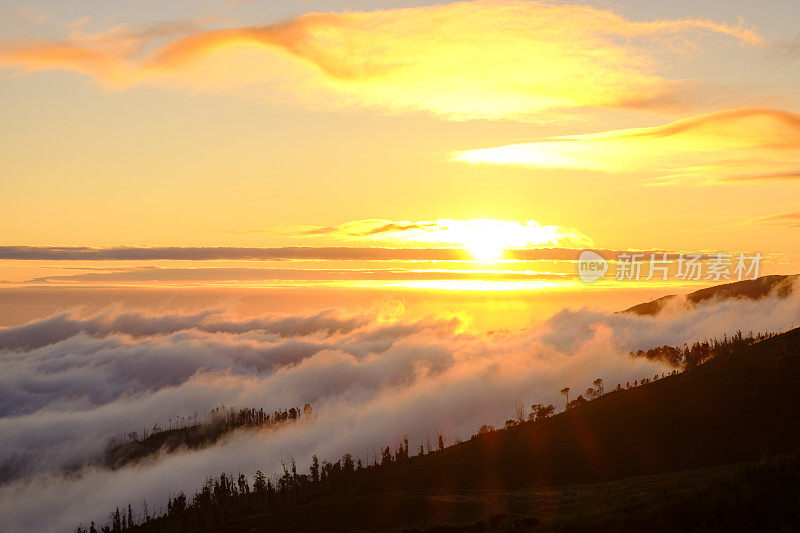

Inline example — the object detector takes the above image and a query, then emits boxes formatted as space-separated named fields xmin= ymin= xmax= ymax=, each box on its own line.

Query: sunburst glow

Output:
xmin=289 ymin=219 xmax=594 ymax=260
xmin=393 ymin=219 xmax=592 ymax=263
xmin=466 ymin=236 xmax=505 ymax=262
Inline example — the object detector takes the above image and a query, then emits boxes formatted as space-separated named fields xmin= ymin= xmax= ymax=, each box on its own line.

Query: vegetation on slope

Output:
xmin=77 ymin=326 xmax=800 ymax=532
xmin=104 ymin=405 xmax=313 ymax=469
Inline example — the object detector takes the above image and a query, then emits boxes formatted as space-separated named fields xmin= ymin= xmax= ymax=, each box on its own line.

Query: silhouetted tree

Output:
xmin=310 ymin=455 xmax=320 ymax=486
xmin=381 ymin=446 xmax=393 ymax=465
xmin=253 ymin=470 xmax=267 ymax=495
xmin=112 ymin=508 xmax=121 ymax=533
xmin=343 ymin=454 xmax=355 ymax=474
xmin=529 ymin=404 xmax=554 ymax=421
xmin=238 ymin=473 xmax=250 ymax=495
xmin=567 ymin=395 xmax=589 ymax=410
xmin=513 ymin=398 xmax=526 ymax=423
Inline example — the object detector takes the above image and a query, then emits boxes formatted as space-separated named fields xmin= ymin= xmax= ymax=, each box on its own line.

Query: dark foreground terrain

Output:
xmin=218 ymin=454 xmax=800 ymax=532
xmin=92 ymin=324 xmax=800 ymax=532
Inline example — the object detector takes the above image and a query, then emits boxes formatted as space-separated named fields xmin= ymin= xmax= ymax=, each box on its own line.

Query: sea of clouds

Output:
xmin=1 ymin=282 xmax=799 ymax=532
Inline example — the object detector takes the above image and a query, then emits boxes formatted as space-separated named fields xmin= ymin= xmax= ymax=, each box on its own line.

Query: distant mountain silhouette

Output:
xmin=623 ymin=274 xmax=798 ymax=316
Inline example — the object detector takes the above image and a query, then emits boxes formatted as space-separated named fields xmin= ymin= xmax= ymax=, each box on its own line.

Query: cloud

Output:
xmin=0 ymin=307 xmax=460 ymax=479
xmin=296 ymin=220 xmax=442 ymax=237
xmin=770 ymin=33 xmax=800 ymax=61
xmin=21 ymin=267 xmax=573 ymax=285
xmin=751 ymin=211 xmax=800 ymax=228
xmin=0 ymin=245 xmax=724 ymax=263
xmin=284 ymin=219 xmax=594 ymax=249
xmin=0 ymin=1 xmax=763 ymax=119
xmin=2 ymin=282 xmax=800 ymax=531
xmin=0 ymin=308 xmax=369 ymax=352
xmin=0 ymin=245 xmax=479 ymax=261
xmin=724 ymin=171 xmax=800 ymax=182
xmin=453 ymin=108 xmax=800 ymax=184
xmin=0 ymin=4 xmax=49 ymax=28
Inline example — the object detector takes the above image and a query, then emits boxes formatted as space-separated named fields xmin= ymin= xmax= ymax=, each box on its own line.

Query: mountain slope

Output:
xmin=219 ymin=456 xmax=800 ymax=532
xmin=124 ymin=324 xmax=800 ymax=532
xmin=212 ymin=326 xmax=800 ymax=532
xmin=364 ymin=326 xmax=800 ymax=491
xmin=623 ymin=274 xmax=797 ymax=316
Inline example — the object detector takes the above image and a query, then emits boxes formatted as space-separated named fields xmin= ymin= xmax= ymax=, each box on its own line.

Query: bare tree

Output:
xmin=513 ymin=398 xmax=526 ymax=424
xmin=560 ymin=387 xmax=570 ymax=407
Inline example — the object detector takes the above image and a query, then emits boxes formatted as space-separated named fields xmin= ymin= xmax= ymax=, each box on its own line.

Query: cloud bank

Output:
xmin=1 ymin=282 xmax=800 ymax=531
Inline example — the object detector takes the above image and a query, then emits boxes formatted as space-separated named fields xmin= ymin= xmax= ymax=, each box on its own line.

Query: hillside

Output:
xmin=104 ymin=406 xmax=308 ymax=470
xmin=359 ymin=326 xmax=800 ymax=492
xmin=623 ymin=274 xmax=797 ymax=316
xmin=218 ymin=455 xmax=800 ymax=532
xmin=103 ymin=324 xmax=800 ymax=532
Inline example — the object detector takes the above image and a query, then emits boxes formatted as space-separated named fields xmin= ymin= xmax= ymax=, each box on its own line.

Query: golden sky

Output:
xmin=0 ymin=0 xmax=798 ymax=299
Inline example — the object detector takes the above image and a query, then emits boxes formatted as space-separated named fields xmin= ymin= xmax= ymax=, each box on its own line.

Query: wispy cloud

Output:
xmin=296 ymin=221 xmax=441 ymax=237
xmin=283 ymin=219 xmax=594 ymax=250
xmin=453 ymin=108 xmax=800 ymax=184
xmin=0 ymin=245 xmax=706 ymax=264
xmin=21 ymin=267 xmax=570 ymax=285
xmin=0 ymin=4 xmax=50 ymax=28
xmin=751 ymin=211 xmax=800 ymax=228
xmin=0 ymin=1 xmax=763 ymax=119
xmin=0 ymin=246 xmax=474 ymax=261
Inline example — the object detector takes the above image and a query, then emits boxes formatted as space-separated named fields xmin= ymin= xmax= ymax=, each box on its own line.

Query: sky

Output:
xmin=0 ymin=0 xmax=799 ymax=325
xmin=2 ymin=4 xmax=800 ymax=530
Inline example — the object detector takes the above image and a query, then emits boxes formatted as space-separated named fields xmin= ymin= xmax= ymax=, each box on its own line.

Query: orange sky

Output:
xmin=0 ymin=0 xmax=798 ymax=317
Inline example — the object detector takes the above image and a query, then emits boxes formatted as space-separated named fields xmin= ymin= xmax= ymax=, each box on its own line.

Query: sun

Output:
xmin=329 ymin=218 xmax=592 ymax=263
xmin=465 ymin=235 xmax=505 ymax=262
